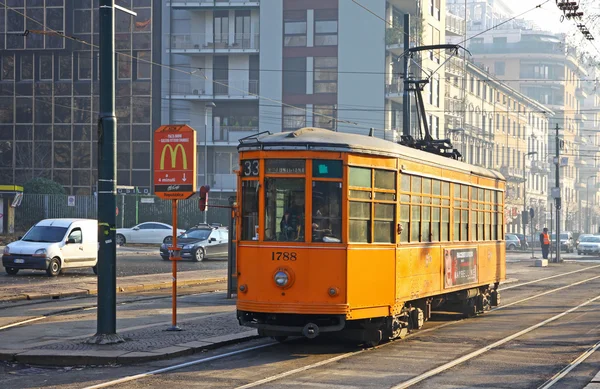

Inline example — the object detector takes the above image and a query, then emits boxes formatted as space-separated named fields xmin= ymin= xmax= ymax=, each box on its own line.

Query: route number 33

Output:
xmin=243 ymin=160 xmax=259 ymax=177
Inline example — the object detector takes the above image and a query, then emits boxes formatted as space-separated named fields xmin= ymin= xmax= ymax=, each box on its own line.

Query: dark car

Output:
xmin=513 ymin=233 xmax=530 ymax=249
xmin=159 ymin=226 xmax=228 ymax=262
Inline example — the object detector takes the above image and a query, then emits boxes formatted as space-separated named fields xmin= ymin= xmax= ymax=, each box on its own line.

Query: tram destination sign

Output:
xmin=153 ymin=124 xmax=197 ymax=200
xmin=444 ymin=248 xmax=478 ymax=288
xmin=265 ymin=159 xmax=305 ymax=174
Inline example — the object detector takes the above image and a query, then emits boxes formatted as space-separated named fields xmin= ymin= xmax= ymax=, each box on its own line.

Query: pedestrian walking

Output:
xmin=539 ymin=227 xmax=550 ymax=259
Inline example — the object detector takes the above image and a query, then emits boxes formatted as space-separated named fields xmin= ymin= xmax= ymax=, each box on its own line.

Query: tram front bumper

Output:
xmin=237 ymin=310 xmax=346 ymax=338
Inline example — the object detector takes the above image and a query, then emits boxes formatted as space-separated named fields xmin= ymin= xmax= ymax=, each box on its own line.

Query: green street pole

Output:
xmin=87 ymin=0 xmax=123 ymax=344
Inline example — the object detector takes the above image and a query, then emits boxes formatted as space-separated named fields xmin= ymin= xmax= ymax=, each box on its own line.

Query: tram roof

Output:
xmin=238 ymin=127 xmax=505 ymax=181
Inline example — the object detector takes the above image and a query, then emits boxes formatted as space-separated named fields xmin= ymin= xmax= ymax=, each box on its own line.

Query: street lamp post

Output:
xmin=587 ymin=175 xmax=597 ymax=234
xmin=523 ymin=151 xmax=537 ymax=250
xmin=204 ymin=102 xmax=216 ymax=224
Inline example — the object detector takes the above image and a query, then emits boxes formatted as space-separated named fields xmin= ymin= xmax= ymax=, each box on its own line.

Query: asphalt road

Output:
xmin=0 ymin=250 xmax=227 ymax=286
xmin=2 ymin=254 xmax=600 ymax=388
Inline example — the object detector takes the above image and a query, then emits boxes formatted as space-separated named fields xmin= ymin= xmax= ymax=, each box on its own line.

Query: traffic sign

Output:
xmin=67 ymin=196 xmax=75 ymax=207
xmin=153 ymin=124 xmax=197 ymax=200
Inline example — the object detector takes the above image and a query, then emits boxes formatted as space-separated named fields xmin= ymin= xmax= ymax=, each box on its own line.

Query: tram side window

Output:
xmin=312 ymin=181 xmax=342 ymax=243
xmin=241 ymin=181 xmax=259 ymax=241
xmin=264 ymin=178 xmax=305 ymax=241
xmin=349 ymin=202 xmax=371 ymax=242
xmin=374 ymin=204 xmax=395 ymax=243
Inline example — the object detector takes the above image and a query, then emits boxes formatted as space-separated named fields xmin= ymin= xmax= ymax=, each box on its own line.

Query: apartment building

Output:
xmin=162 ymin=0 xmax=260 ymax=197
xmin=468 ymin=30 xmax=587 ymax=231
xmin=0 ymin=0 xmax=161 ymax=195
xmin=162 ymin=0 xmax=450 ymax=196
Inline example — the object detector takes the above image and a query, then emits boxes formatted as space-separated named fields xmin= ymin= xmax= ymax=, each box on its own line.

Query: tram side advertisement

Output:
xmin=444 ymin=248 xmax=478 ymax=288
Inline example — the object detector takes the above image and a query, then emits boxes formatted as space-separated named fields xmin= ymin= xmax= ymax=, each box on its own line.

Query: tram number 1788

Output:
xmin=271 ymin=252 xmax=297 ymax=261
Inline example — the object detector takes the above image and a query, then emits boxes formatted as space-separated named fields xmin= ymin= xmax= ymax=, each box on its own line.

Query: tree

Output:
xmin=23 ymin=177 xmax=66 ymax=195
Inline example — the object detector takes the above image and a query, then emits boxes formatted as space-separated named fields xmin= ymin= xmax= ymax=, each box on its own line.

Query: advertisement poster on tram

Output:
xmin=444 ymin=248 xmax=478 ymax=288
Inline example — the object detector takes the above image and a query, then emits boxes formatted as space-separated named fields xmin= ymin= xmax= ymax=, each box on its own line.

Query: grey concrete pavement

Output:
xmin=0 ymin=290 xmax=257 ymax=367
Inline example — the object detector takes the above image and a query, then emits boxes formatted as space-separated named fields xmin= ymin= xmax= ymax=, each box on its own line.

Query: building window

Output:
xmin=313 ymin=105 xmax=335 ymax=130
xmin=284 ymin=10 xmax=307 ymax=47
xmin=495 ymin=61 xmax=505 ymax=76
xmin=283 ymin=106 xmax=306 ymax=131
xmin=78 ymin=52 xmax=92 ymax=80
xmin=59 ymin=54 xmax=72 ymax=80
xmin=39 ymin=55 xmax=53 ymax=80
xmin=117 ymin=51 xmax=131 ymax=79
xmin=136 ymin=51 xmax=151 ymax=79
xmin=1 ymin=55 xmax=15 ymax=80
xmin=283 ymin=57 xmax=306 ymax=95
xmin=21 ymin=54 xmax=33 ymax=80
xmin=314 ymin=9 xmax=338 ymax=46
xmin=214 ymin=11 xmax=229 ymax=47
xmin=314 ymin=57 xmax=337 ymax=94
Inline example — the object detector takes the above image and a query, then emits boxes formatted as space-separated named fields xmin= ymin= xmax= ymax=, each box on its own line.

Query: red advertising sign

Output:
xmin=444 ymin=248 xmax=478 ymax=288
xmin=153 ymin=124 xmax=197 ymax=200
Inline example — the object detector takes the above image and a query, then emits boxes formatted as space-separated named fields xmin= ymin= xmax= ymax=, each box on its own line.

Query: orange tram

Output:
xmin=235 ymin=127 xmax=506 ymax=345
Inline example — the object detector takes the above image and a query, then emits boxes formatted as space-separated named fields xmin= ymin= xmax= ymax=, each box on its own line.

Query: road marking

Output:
xmin=390 ymin=294 xmax=600 ymax=389
xmin=80 ymin=342 xmax=276 ymax=389
xmin=0 ymin=317 xmax=45 ymax=331
xmin=501 ymin=264 xmax=600 ymax=291
xmin=537 ymin=340 xmax=600 ymax=389
xmin=493 ymin=275 xmax=600 ymax=312
xmin=234 ymin=350 xmax=365 ymax=389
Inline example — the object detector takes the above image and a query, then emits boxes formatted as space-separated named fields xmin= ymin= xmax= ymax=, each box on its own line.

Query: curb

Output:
xmin=0 ymin=277 xmax=226 ymax=303
xmin=0 ymin=331 xmax=260 ymax=366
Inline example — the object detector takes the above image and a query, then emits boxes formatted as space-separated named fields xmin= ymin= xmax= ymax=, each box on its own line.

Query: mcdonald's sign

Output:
xmin=153 ymin=124 xmax=197 ymax=200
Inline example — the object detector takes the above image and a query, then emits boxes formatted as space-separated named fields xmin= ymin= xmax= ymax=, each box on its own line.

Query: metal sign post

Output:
xmin=154 ymin=124 xmax=197 ymax=330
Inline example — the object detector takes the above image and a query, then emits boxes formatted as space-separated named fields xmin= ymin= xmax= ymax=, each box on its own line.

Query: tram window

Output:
xmin=485 ymin=212 xmax=491 ymax=240
xmin=349 ymin=201 xmax=371 ymax=243
xmin=264 ymin=178 xmax=305 ymax=242
xmin=400 ymin=205 xmax=409 ymax=243
xmin=374 ymin=203 xmax=395 ymax=243
xmin=412 ymin=176 xmax=422 ymax=193
xmin=422 ymin=178 xmax=431 ymax=194
xmin=313 ymin=160 xmax=342 ymax=178
xmin=411 ymin=205 xmax=421 ymax=242
xmin=441 ymin=208 xmax=450 ymax=241
xmin=312 ymin=181 xmax=342 ymax=243
xmin=453 ymin=209 xmax=460 ymax=241
xmin=461 ymin=210 xmax=468 ymax=241
xmin=349 ymin=190 xmax=370 ymax=200
xmin=432 ymin=207 xmax=440 ymax=241
xmin=421 ymin=206 xmax=431 ymax=242
xmin=349 ymin=167 xmax=371 ymax=188
xmin=442 ymin=181 xmax=449 ymax=197
xmin=492 ymin=213 xmax=497 ymax=240
xmin=401 ymin=175 xmax=410 ymax=192
xmin=433 ymin=180 xmax=441 ymax=195
xmin=375 ymin=192 xmax=395 ymax=201
xmin=241 ymin=181 xmax=259 ymax=241
xmin=478 ymin=211 xmax=484 ymax=240
xmin=471 ymin=211 xmax=477 ymax=240
xmin=374 ymin=169 xmax=395 ymax=190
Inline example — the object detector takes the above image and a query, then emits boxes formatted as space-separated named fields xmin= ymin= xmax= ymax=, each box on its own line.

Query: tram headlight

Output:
xmin=274 ymin=271 xmax=289 ymax=287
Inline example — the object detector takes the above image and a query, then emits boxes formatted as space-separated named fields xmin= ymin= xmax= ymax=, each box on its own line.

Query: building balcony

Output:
xmin=168 ymin=33 xmax=260 ymax=54
xmin=166 ymin=80 xmax=258 ymax=100
xmin=444 ymin=97 xmax=464 ymax=117
xmin=446 ymin=13 xmax=466 ymax=36
xmin=385 ymin=77 xmax=404 ymax=102
xmin=531 ymin=160 xmax=551 ymax=174
xmin=444 ymin=56 xmax=465 ymax=76
xmin=500 ymin=166 xmax=526 ymax=182
xmin=469 ymin=41 xmax=565 ymax=56
xmin=169 ymin=0 xmax=260 ymax=8
xmin=213 ymin=125 xmax=259 ymax=143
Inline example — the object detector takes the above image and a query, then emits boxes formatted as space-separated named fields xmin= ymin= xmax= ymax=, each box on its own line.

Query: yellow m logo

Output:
xmin=160 ymin=144 xmax=187 ymax=169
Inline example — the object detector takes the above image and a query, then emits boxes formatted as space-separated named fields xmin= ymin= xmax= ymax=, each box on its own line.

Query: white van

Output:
xmin=2 ymin=219 xmax=98 ymax=277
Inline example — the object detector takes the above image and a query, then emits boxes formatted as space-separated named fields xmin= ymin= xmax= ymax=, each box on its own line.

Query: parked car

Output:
xmin=116 ymin=222 xmax=185 ymax=246
xmin=551 ymin=232 xmax=574 ymax=253
xmin=2 ymin=219 xmax=98 ymax=276
xmin=577 ymin=235 xmax=600 ymax=255
xmin=512 ymin=233 xmax=530 ymax=249
xmin=505 ymin=234 xmax=521 ymax=251
xmin=160 ymin=225 xmax=228 ymax=262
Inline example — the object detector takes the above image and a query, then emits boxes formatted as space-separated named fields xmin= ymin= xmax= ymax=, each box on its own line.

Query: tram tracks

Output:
xmin=79 ymin=267 xmax=600 ymax=389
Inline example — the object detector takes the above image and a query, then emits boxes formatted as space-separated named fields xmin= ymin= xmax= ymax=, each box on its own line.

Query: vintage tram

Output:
xmin=235 ymin=127 xmax=505 ymax=344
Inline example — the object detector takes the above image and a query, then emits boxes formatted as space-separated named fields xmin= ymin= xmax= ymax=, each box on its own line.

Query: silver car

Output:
xmin=577 ymin=235 xmax=600 ymax=255
xmin=505 ymin=234 xmax=521 ymax=251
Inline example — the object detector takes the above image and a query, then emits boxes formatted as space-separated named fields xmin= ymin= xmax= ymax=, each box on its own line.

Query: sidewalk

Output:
xmin=0 ymin=268 xmax=227 ymax=302
xmin=0 ymin=291 xmax=257 ymax=366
